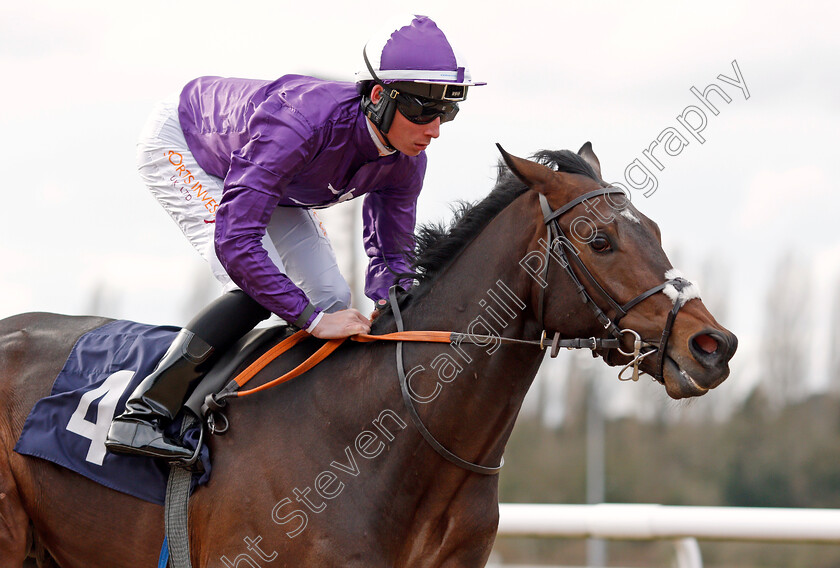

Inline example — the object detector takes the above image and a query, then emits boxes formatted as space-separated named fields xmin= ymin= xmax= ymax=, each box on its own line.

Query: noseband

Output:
xmin=536 ymin=190 xmax=694 ymax=384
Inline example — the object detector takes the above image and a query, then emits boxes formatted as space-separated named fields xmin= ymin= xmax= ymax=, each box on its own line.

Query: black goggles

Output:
xmin=392 ymin=91 xmax=460 ymax=125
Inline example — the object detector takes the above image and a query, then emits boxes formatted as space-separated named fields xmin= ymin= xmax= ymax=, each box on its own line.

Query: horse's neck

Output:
xmin=221 ymin=193 xmax=557 ymax=561
xmin=394 ymin=193 xmax=546 ymax=476
xmin=352 ymin=194 xmax=552 ymax=560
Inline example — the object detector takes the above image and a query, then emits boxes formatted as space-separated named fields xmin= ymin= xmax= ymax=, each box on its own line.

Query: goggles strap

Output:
xmin=362 ymin=46 xmax=400 ymax=139
xmin=363 ymin=46 xmax=388 ymax=90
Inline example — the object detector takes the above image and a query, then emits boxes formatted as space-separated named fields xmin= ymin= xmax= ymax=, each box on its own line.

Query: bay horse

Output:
xmin=0 ymin=145 xmax=736 ymax=567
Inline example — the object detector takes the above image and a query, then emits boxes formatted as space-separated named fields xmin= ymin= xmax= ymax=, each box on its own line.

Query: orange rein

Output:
xmin=228 ymin=330 xmax=455 ymax=397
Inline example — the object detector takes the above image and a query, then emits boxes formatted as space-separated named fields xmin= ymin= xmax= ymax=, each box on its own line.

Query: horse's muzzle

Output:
xmin=662 ymin=327 xmax=738 ymax=398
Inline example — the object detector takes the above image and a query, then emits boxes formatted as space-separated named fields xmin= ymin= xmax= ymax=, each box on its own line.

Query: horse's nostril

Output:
xmin=693 ymin=333 xmax=718 ymax=355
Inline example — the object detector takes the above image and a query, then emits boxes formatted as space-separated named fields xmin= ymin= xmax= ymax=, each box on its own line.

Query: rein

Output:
xmin=204 ymin=186 xmax=697 ymax=475
xmin=208 ymin=321 xmax=621 ymax=405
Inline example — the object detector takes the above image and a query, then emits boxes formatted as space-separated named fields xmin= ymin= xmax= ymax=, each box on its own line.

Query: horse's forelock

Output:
xmin=531 ymin=149 xmax=602 ymax=181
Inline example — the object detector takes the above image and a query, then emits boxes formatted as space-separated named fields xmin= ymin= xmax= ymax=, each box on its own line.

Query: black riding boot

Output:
xmin=105 ymin=329 xmax=214 ymax=460
xmin=105 ymin=290 xmax=271 ymax=460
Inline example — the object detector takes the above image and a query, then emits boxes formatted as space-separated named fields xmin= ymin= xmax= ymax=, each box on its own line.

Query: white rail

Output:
xmin=498 ymin=503 xmax=840 ymax=544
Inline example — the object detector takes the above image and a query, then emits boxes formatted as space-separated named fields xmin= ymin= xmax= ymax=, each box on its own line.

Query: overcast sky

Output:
xmin=2 ymin=1 xmax=838 ymax=402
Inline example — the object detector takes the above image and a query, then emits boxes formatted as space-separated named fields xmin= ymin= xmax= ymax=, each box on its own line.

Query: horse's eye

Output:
xmin=590 ymin=235 xmax=612 ymax=253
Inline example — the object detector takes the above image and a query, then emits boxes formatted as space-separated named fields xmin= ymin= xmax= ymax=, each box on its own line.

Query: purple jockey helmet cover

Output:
xmin=356 ymin=15 xmax=485 ymax=86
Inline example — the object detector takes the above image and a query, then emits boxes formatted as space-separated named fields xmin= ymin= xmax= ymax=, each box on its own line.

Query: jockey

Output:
xmin=105 ymin=15 xmax=484 ymax=461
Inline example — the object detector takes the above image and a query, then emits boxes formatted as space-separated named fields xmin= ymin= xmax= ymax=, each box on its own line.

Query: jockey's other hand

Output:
xmin=310 ymin=309 xmax=371 ymax=339
xmin=369 ymin=298 xmax=388 ymax=322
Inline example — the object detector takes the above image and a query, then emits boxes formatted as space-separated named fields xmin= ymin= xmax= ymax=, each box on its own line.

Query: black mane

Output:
xmin=402 ymin=149 xmax=599 ymax=285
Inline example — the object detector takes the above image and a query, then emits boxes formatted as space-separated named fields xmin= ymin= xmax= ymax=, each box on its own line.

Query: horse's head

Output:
xmin=498 ymin=143 xmax=737 ymax=399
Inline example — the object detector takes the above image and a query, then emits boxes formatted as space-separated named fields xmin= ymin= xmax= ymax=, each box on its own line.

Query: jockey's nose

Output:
xmin=424 ymin=117 xmax=441 ymax=138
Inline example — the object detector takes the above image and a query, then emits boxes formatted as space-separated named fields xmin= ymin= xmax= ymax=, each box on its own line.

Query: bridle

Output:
xmin=535 ymin=189 xmax=695 ymax=385
xmin=389 ymin=186 xmax=697 ymax=475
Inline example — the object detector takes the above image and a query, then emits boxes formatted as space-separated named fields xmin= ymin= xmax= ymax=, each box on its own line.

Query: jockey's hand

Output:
xmin=310 ymin=309 xmax=371 ymax=339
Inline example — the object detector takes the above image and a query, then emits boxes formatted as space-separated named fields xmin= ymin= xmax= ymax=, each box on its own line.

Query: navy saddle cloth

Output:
xmin=14 ymin=319 xmax=289 ymax=505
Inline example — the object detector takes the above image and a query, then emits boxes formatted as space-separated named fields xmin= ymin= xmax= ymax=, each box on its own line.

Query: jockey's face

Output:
xmin=388 ymin=109 xmax=441 ymax=157
xmin=370 ymin=85 xmax=441 ymax=157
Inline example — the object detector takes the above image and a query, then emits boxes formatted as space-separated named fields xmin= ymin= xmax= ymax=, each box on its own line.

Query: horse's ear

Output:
xmin=495 ymin=143 xmax=554 ymax=190
xmin=577 ymin=141 xmax=603 ymax=180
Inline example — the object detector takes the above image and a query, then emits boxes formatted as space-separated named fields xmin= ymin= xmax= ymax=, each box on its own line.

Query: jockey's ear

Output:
xmin=577 ymin=141 xmax=602 ymax=181
xmin=495 ymin=143 xmax=555 ymax=192
xmin=370 ymin=84 xmax=384 ymax=104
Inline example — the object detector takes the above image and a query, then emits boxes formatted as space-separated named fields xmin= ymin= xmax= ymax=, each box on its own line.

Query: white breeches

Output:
xmin=135 ymin=97 xmax=351 ymax=314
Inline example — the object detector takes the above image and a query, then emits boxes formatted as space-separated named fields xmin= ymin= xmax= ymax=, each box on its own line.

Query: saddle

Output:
xmin=13 ymin=320 xmax=299 ymax=506
xmin=184 ymin=324 xmax=294 ymax=429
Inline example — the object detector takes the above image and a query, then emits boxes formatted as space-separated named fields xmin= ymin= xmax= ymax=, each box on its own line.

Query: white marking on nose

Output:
xmin=663 ymin=268 xmax=702 ymax=306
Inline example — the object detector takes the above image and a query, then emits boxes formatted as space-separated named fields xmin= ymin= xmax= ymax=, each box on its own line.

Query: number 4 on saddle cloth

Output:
xmin=13 ymin=319 xmax=290 ymax=505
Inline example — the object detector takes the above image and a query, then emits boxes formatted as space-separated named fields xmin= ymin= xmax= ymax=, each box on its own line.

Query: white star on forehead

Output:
xmin=619 ymin=209 xmax=640 ymax=223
